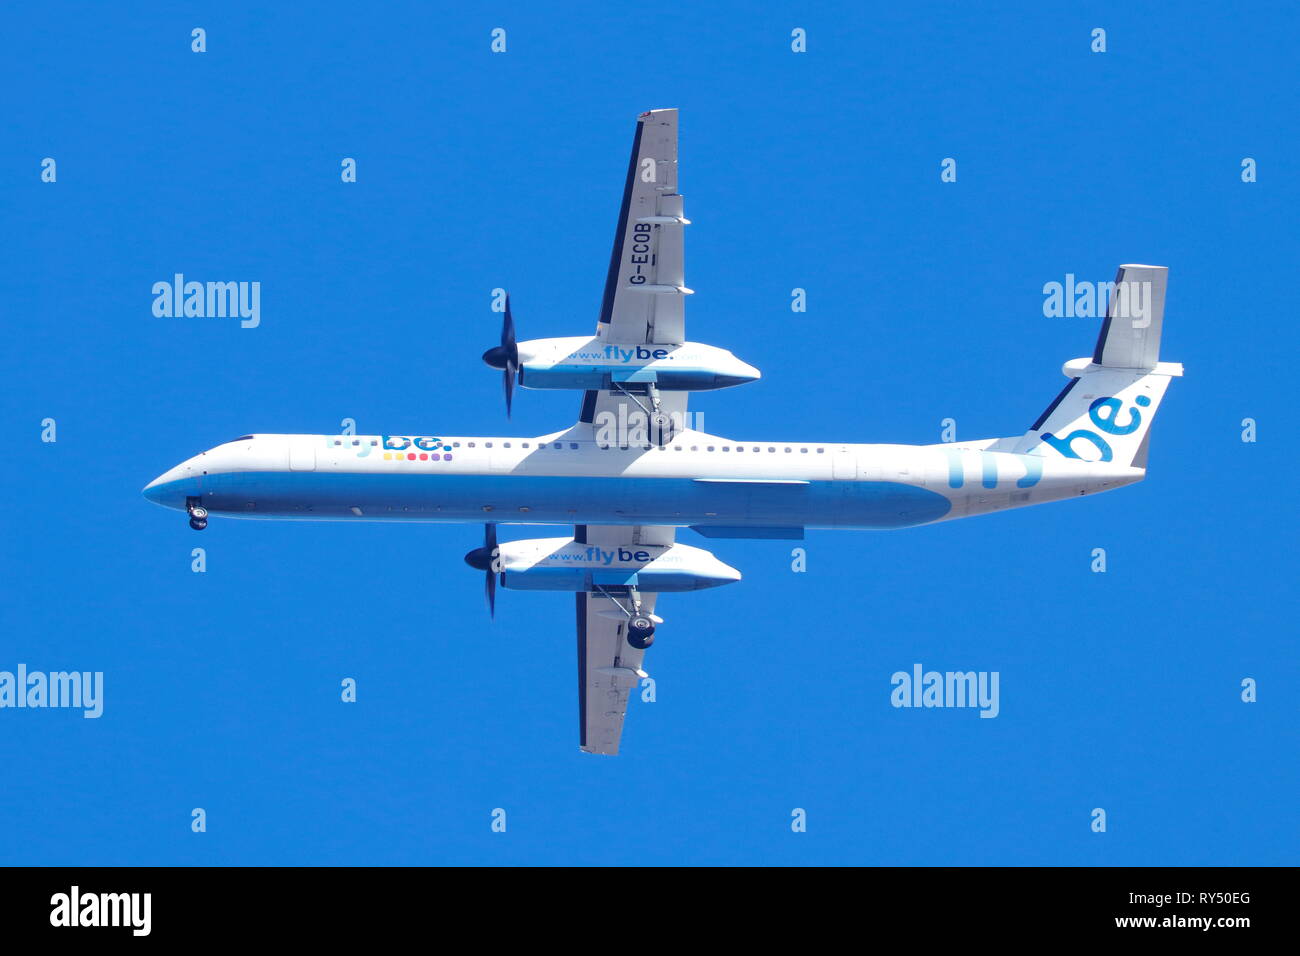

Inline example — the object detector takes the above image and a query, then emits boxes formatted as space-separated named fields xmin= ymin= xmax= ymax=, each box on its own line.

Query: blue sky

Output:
xmin=2 ymin=1 xmax=1295 ymax=865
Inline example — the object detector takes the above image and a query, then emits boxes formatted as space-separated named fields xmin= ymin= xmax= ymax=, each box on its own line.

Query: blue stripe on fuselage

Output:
xmin=523 ymin=364 xmax=750 ymax=390
xmin=143 ymin=471 xmax=951 ymax=530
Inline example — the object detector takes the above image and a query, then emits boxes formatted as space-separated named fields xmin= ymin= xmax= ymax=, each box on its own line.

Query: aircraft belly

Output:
xmin=199 ymin=471 xmax=952 ymax=530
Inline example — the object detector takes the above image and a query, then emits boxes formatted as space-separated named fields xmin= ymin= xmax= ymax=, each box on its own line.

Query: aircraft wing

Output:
xmin=575 ymin=524 xmax=674 ymax=755
xmin=572 ymin=108 xmax=693 ymax=755
xmin=596 ymin=108 xmax=690 ymax=346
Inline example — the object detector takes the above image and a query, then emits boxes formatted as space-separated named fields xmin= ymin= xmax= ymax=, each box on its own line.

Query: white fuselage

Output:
xmin=143 ymin=431 xmax=1143 ymax=531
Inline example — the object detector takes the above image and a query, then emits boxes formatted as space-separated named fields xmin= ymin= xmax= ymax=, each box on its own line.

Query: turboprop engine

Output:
xmin=481 ymin=296 xmax=759 ymax=416
xmin=513 ymin=337 xmax=760 ymax=392
xmin=465 ymin=533 xmax=741 ymax=595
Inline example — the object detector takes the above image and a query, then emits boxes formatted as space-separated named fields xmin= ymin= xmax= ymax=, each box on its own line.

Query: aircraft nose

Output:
xmin=142 ymin=462 xmax=193 ymax=509
xmin=142 ymin=474 xmax=168 ymax=504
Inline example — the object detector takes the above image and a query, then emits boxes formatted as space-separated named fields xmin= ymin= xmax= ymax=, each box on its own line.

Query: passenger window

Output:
xmin=768 ymin=447 xmax=775 ymax=453
xmin=785 ymin=447 xmax=792 ymax=453
xmin=817 ymin=448 xmax=824 ymax=453
xmin=569 ymin=443 xmax=578 ymax=449
xmin=800 ymin=447 xmax=808 ymax=453
xmin=707 ymin=446 xmax=715 ymax=452
xmin=486 ymin=442 xmax=493 ymax=448
xmin=522 ymin=442 xmax=529 ymax=448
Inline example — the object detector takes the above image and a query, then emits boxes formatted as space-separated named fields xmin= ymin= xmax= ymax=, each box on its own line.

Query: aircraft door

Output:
xmin=832 ymin=447 xmax=857 ymax=480
xmin=832 ymin=446 xmax=857 ymax=526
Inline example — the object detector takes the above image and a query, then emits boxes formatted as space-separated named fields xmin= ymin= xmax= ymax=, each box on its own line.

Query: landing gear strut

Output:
xmin=646 ymin=383 xmax=670 ymax=435
xmin=610 ymin=381 xmax=673 ymax=447
xmin=186 ymin=496 xmax=208 ymax=531
xmin=595 ymin=584 xmax=656 ymax=649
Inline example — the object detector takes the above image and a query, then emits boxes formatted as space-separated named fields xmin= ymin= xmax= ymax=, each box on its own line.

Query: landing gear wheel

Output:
xmin=189 ymin=517 xmax=208 ymax=531
xmin=189 ymin=505 xmax=208 ymax=520
xmin=627 ymin=615 xmax=655 ymax=649
xmin=651 ymin=412 xmax=672 ymax=448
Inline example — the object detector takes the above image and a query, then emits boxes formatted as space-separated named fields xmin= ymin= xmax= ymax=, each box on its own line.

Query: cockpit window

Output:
xmin=227 ymin=435 xmax=254 ymax=443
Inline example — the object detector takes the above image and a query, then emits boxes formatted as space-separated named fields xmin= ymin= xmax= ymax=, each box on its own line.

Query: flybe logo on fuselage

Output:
xmin=382 ymin=436 xmax=453 ymax=462
xmin=565 ymin=345 xmax=672 ymax=364
xmin=548 ymin=546 xmax=673 ymax=566
xmin=1040 ymin=394 xmax=1150 ymax=462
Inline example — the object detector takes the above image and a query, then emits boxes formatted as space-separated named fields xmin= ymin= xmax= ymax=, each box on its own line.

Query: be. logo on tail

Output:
xmin=1040 ymin=395 xmax=1150 ymax=462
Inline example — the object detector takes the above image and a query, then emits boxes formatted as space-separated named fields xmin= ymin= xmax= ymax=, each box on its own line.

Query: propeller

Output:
xmin=481 ymin=294 xmax=519 ymax=417
xmin=463 ymin=523 xmax=500 ymax=617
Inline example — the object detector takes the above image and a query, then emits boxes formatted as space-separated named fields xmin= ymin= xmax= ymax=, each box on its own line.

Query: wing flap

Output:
xmin=597 ymin=109 xmax=688 ymax=345
xmin=577 ymin=589 xmax=657 ymax=755
xmin=575 ymin=523 xmax=671 ymax=755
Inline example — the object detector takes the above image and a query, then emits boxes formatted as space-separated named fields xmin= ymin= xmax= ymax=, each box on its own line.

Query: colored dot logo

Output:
xmin=382 ymin=436 xmax=453 ymax=463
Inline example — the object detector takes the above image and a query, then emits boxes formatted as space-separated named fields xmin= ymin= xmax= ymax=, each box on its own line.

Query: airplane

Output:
xmin=144 ymin=108 xmax=1182 ymax=755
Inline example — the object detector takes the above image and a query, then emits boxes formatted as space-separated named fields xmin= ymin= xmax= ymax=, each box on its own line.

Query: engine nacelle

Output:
xmin=516 ymin=337 xmax=760 ymax=392
xmin=491 ymin=536 xmax=741 ymax=592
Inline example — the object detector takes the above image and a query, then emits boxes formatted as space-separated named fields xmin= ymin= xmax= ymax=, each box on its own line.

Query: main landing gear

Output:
xmin=610 ymin=381 xmax=674 ymax=447
xmin=186 ymin=496 xmax=208 ymax=531
xmin=595 ymin=584 xmax=656 ymax=649
xmin=627 ymin=613 xmax=656 ymax=649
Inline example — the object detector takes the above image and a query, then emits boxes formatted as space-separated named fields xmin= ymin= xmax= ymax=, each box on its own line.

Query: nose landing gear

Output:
xmin=186 ymin=497 xmax=208 ymax=531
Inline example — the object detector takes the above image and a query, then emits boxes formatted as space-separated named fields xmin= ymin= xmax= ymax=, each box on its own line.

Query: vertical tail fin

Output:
xmin=1017 ymin=264 xmax=1183 ymax=468
xmin=1091 ymin=264 xmax=1168 ymax=370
